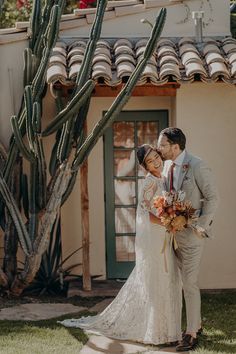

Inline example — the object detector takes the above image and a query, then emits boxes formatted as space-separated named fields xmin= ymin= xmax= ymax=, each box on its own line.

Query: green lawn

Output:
xmin=0 ymin=292 xmax=235 ymax=354
xmin=193 ymin=292 xmax=236 ymax=354
xmin=0 ymin=311 xmax=90 ymax=354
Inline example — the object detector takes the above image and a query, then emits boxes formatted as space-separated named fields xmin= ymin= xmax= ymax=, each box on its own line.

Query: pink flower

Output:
xmin=16 ymin=0 xmax=29 ymax=9
xmin=79 ymin=0 xmax=96 ymax=9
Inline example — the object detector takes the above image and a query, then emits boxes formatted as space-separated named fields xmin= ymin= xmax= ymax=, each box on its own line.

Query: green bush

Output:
xmin=0 ymin=0 xmax=78 ymax=28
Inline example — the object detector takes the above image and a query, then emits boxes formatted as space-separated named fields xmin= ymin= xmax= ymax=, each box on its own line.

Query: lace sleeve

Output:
xmin=139 ymin=175 xmax=159 ymax=217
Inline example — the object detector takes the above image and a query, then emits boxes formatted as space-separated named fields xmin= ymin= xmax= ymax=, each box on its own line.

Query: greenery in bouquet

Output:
xmin=153 ymin=191 xmax=197 ymax=234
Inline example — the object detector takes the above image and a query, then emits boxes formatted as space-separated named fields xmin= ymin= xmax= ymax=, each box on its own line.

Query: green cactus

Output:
xmin=72 ymin=8 xmax=167 ymax=171
xmin=23 ymin=48 xmax=33 ymax=87
xmin=42 ymin=79 xmax=95 ymax=137
xmin=0 ymin=0 xmax=166 ymax=295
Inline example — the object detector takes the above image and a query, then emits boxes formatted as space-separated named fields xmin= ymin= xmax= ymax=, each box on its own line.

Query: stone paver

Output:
xmin=79 ymin=334 xmax=183 ymax=354
xmin=0 ymin=303 xmax=86 ymax=321
xmin=89 ymin=298 xmax=113 ymax=313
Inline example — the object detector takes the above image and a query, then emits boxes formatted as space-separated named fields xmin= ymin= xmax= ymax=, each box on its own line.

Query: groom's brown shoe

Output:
xmin=176 ymin=334 xmax=198 ymax=352
xmin=182 ymin=327 xmax=203 ymax=338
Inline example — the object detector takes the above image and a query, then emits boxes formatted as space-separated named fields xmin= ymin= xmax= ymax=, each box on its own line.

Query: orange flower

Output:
xmin=171 ymin=215 xmax=186 ymax=231
xmin=153 ymin=196 xmax=165 ymax=208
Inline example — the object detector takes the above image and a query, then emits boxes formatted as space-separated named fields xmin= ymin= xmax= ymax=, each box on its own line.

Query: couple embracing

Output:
xmin=60 ymin=127 xmax=219 ymax=352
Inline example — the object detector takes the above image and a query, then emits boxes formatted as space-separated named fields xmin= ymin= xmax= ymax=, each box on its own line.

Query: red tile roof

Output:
xmin=47 ymin=36 xmax=236 ymax=88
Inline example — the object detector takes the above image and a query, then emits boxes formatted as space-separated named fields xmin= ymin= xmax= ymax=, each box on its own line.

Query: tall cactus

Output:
xmin=0 ymin=0 xmax=166 ymax=295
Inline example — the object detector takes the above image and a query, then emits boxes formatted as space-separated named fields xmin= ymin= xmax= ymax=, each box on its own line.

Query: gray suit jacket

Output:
xmin=163 ymin=152 xmax=219 ymax=238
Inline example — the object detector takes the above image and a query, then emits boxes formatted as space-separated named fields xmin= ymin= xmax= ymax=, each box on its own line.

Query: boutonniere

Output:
xmin=182 ymin=163 xmax=189 ymax=172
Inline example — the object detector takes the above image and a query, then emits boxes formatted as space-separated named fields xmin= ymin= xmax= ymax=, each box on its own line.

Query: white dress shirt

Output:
xmin=172 ymin=149 xmax=186 ymax=190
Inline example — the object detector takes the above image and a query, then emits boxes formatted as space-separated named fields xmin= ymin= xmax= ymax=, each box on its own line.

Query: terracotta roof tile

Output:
xmin=47 ymin=37 xmax=236 ymax=88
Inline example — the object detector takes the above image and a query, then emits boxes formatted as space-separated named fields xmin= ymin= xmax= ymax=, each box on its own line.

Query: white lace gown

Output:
xmin=59 ymin=174 xmax=182 ymax=345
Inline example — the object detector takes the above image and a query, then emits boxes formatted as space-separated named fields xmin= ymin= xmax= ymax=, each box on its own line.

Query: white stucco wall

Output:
xmin=60 ymin=0 xmax=230 ymax=39
xmin=0 ymin=40 xmax=26 ymax=147
xmin=0 ymin=0 xmax=234 ymax=289
xmin=175 ymin=83 xmax=236 ymax=289
xmin=61 ymin=83 xmax=236 ymax=289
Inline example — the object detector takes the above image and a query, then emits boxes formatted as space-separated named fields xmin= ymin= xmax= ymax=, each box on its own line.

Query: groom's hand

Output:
xmin=149 ymin=213 xmax=163 ymax=225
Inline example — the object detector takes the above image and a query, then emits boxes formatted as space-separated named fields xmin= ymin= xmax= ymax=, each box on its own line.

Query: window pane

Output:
xmin=114 ymin=150 xmax=135 ymax=177
xmin=113 ymin=122 xmax=134 ymax=148
xmin=114 ymin=180 xmax=136 ymax=205
xmin=116 ymin=236 xmax=135 ymax=262
xmin=137 ymin=122 xmax=158 ymax=146
xmin=115 ymin=208 xmax=136 ymax=234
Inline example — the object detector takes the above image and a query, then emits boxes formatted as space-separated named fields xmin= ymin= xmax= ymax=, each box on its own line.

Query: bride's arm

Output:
xmin=139 ymin=176 xmax=162 ymax=225
xmin=149 ymin=213 xmax=162 ymax=225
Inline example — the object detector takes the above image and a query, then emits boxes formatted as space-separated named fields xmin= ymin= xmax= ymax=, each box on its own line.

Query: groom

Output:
xmin=157 ymin=127 xmax=219 ymax=352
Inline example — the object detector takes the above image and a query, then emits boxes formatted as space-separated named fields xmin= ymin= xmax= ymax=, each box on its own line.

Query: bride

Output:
xmin=59 ymin=144 xmax=182 ymax=345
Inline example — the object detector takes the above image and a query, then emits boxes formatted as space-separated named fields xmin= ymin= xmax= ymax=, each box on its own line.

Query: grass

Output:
xmin=193 ymin=292 xmax=236 ymax=354
xmin=0 ymin=311 xmax=90 ymax=354
xmin=0 ymin=292 xmax=235 ymax=353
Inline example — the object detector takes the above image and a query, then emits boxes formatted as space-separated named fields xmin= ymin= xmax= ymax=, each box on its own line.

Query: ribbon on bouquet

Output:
xmin=161 ymin=231 xmax=178 ymax=273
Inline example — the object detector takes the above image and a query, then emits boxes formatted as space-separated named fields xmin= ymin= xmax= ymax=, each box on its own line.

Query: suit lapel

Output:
xmin=177 ymin=152 xmax=192 ymax=190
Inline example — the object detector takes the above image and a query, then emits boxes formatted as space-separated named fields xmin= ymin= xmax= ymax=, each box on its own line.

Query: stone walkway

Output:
xmin=0 ymin=299 xmax=186 ymax=353
xmin=80 ymin=335 xmax=178 ymax=354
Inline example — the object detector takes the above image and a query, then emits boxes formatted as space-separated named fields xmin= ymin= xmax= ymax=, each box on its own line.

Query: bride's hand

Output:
xmin=149 ymin=213 xmax=163 ymax=225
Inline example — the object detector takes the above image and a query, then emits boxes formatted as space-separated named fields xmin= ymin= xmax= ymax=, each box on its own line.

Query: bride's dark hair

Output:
xmin=137 ymin=144 xmax=162 ymax=169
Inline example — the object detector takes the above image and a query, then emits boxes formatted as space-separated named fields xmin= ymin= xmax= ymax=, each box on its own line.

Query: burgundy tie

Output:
xmin=169 ymin=162 xmax=175 ymax=191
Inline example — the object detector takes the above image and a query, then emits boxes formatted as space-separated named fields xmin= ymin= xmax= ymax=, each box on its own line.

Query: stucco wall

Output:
xmin=61 ymin=96 xmax=173 ymax=278
xmin=0 ymin=40 xmax=27 ymax=147
xmin=60 ymin=0 xmax=230 ymax=39
xmin=61 ymin=83 xmax=236 ymax=289
xmin=176 ymin=83 xmax=236 ymax=289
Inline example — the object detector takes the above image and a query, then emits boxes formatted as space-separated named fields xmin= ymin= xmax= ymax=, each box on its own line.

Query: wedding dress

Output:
xmin=59 ymin=173 xmax=182 ymax=345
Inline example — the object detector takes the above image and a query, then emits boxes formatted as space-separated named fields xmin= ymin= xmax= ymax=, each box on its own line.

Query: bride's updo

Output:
xmin=137 ymin=144 xmax=162 ymax=169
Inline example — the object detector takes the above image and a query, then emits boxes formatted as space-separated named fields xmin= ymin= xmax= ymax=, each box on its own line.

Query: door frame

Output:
xmin=104 ymin=110 xmax=169 ymax=279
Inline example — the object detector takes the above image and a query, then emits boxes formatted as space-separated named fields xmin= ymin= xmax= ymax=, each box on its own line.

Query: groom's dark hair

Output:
xmin=160 ymin=127 xmax=186 ymax=151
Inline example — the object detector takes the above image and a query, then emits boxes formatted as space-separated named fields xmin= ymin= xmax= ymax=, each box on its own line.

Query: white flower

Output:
xmin=177 ymin=190 xmax=186 ymax=202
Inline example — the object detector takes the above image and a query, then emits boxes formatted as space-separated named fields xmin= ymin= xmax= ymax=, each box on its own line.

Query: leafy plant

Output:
xmin=25 ymin=216 xmax=82 ymax=295
xmin=0 ymin=0 xmax=78 ymax=28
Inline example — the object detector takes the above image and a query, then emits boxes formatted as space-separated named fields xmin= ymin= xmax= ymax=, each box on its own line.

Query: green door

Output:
xmin=104 ymin=110 xmax=168 ymax=279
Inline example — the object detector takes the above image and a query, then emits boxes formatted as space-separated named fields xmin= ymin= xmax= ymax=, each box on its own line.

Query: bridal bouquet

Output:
xmin=153 ymin=191 xmax=197 ymax=234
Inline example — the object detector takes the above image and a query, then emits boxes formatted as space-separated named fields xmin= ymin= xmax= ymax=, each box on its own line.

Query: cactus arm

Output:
xmin=33 ymin=162 xmax=71 ymax=254
xmin=72 ymin=8 xmax=167 ymax=171
xmin=30 ymin=0 xmax=42 ymax=50
xmin=32 ymin=5 xmax=61 ymax=100
xmin=29 ymin=162 xmax=37 ymax=241
xmin=21 ymin=174 xmax=29 ymax=219
xmin=0 ymin=174 xmax=32 ymax=255
xmin=61 ymin=170 xmax=78 ymax=206
xmin=75 ymin=0 xmax=108 ymax=89
xmin=10 ymin=116 xmax=35 ymax=163
xmin=24 ymin=86 xmax=35 ymax=152
xmin=56 ymin=120 xmax=73 ymax=163
xmin=42 ymin=80 xmax=95 ymax=137
xmin=33 ymin=1 xmax=52 ymax=56
xmin=48 ymin=93 xmax=65 ymax=176
xmin=73 ymin=96 xmax=91 ymax=143
xmin=32 ymin=101 xmax=41 ymax=133
xmin=32 ymin=102 xmax=47 ymax=209
xmin=23 ymin=48 xmax=33 ymax=87
xmin=37 ymin=135 xmax=47 ymax=208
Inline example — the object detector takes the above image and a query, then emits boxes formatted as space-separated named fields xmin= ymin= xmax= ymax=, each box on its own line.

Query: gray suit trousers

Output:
xmin=175 ymin=228 xmax=205 ymax=333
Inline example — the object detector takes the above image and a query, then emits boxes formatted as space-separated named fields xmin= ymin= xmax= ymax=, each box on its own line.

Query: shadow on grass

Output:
xmin=188 ymin=292 xmax=236 ymax=353
xmin=0 ymin=310 xmax=91 ymax=346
